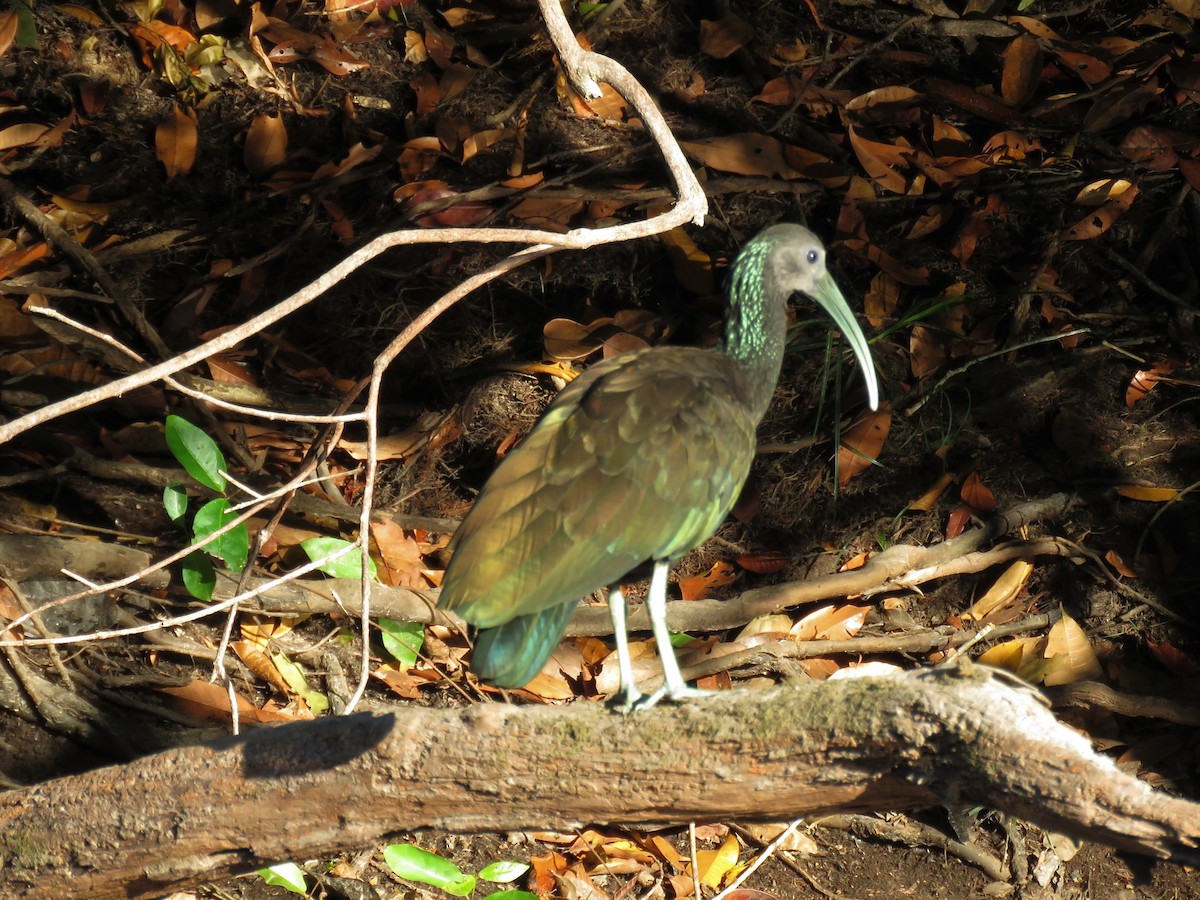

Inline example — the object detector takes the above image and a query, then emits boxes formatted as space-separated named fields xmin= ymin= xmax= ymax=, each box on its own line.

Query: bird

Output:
xmin=438 ymin=223 xmax=879 ymax=711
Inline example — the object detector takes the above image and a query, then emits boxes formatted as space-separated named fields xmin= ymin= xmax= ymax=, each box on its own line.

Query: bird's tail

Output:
xmin=470 ymin=602 xmax=577 ymax=689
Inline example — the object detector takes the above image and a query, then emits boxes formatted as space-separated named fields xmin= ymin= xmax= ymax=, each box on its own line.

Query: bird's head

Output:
xmin=760 ymin=224 xmax=880 ymax=411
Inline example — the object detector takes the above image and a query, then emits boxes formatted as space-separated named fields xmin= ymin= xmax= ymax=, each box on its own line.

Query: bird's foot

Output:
xmin=624 ymin=684 xmax=715 ymax=713
xmin=608 ymin=686 xmax=645 ymax=714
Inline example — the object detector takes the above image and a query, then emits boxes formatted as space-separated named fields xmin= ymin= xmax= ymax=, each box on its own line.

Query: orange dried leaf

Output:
xmin=680 ymin=133 xmax=801 ymax=178
xmin=1001 ymin=34 xmax=1042 ymax=107
xmin=960 ymin=470 xmax=996 ymax=512
xmin=977 ymin=638 xmax=1034 ymax=672
xmin=864 ymin=271 xmax=899 ymax=329
xmin=909 ymin=472 xmax=955 ymax=512
xmin=677 ymin=561 xmax=736 ymax=601
xmin=698 ymin=14 xmax=754 ymax=59
xmin=159 ymin=679 xmax=294 ymax=723
xmin=231 ymin=639 xmax=291 ymax=693
xmin=508 ymin=197 xmax=584 ymax=231
xmin=370 ymin=518 xmax=428 ymax=588
xmin=1104 ymin=549 xmax=1136 ymax=578
xmin=1147 ymin=640 xmax=1198 ymax=676
xmin=734 ymin=551 xmax=788 ymax=574
xmin=847 ymin=125 xmax=915 ymax=195
xmin=839 ymin=551 xmax=868 ymax=572
xmin=156 ymin=105 xmax=198 ymax=178
xmin=244 ymin=113 xmax=287 ymax=176
xmin=0 ymin=10 xmax=18 ymax=56
xmin=1116 ymin=485 xmax=1179 ymax=502
xmin=837 ymin=404 xmax=892 ymax=485
xmin=1126 ymin=361 xmax=1172 ymax=407
xmin=909 ymin=324 xmax=945 ymax=378
xmin=659 ymin=227 xmax=715 ymax=295
xmin=1053 ymin=49 xmax=1110 ymax=85
xmin=945 ymin=505 xmax=972 ymax=540
xmin=966 ymin=560 xmax=1032 ymax=622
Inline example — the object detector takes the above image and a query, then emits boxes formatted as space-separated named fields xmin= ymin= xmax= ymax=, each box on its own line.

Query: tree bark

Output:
xmin=0 ymin=666 xmax=1196 ymax=898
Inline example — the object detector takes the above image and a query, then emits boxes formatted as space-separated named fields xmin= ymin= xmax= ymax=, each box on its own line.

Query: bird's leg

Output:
xmin=633 ymin=560 xmax=713 ymax=711
xmin=606 ymin=584 xmax=645 ymax=713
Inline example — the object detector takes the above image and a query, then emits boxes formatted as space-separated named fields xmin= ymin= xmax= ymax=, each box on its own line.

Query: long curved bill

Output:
xmin=806 ymin=269 xmax=880 ymax=411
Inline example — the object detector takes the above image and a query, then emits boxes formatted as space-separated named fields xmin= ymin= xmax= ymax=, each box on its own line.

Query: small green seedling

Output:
xmin=383 ymin=842 xmax=537 ymax=898
xmin=163 ymin=415 xmax=249 ymax=601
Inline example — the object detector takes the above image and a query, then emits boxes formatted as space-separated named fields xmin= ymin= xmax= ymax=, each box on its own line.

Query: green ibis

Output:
xmin=438 ymin=224 xmax=879 ymax=710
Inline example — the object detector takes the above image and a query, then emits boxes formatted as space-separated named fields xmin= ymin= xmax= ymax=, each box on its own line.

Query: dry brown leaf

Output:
xmin=244 ymin=113 xmax=287 ymax=176
xmin=1105 ymin=549 xmax=1137 ymax=578
xmin=965 ymin=560 xmax=1032 ymax=622
xmin=0 ymin=12 xmax=18 ymax=59
xmin=1060 ymin=182 xmax=1139 ymax=240
xmin=677 ymin=560 xmax=736 ymax=601
xmin=159 ymin=679 xmax=295 ymax=723
xmin=679 ymin=133 xmax=802 ymax=178
xmin=734 ymin=551 xmax=788 ymax=574
xmin=1164 ymin=0 xmax=1200 ymax=16
xmin=1126 ymin=361 xmax=1172 ymax=407
xmin=909 ymin=472 xmax=955 ymax=511
xmin=791 ymin=604 xmax=867 ymax=642
xmin=977 ymin=638 xmax=1036 ymax=672
xmin=864 ymin=271 xmax=899 ymax=329
xmin=369 ymin=518 xmax=428 ymax=589
xmin=909 ymin=324 xmax=946 ymax=378
xmin=156 ymin=105 xmax=198 ymax=179
xmin=231 ymin=639 xmax=291 ymax=694
xmin=508 ymin=197 xmax=584 ymax=231
xmin=945 ymin=504 xmax=972 ymax=540
xmin=1053 ymin=49 xmax=1111 ymax=85
xmin=1001 ymin=34 xmax=1042 ymax=107
xmin=1043 ymin=610 xmax=1103 ymax=686
xmin=1082 ymin=81 xmax=1158 ymax=132
xmin=847 ymin=125 xmax=916 ymax=195
xmin=698 ymin=13 xmax=755 ymax=59
xmin=1115 ymin=485 xmax=1179 ymax=502
xmin=659 ymin=227 xmax=715 ymax=295
xmin=960 ymin=470 xmax=996 ymax=512
xmin=837 ymin=404 xmax=891 ymax=485
xmin=0 ymin=122 xmax=50 ymax=150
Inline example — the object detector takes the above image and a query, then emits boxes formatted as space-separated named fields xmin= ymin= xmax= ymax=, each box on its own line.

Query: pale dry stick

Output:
xmin=0 ymin=470 xmax=356 ymax=641
xmin=29 ymin=305 xmax=367 ymax=425
xmin=342 ymin=0 xmax=710 ymax=713
xmin=0 ymin=543 xmax=360 ymax=649
xmin=0 ymin=220 xmax=706 ymax=448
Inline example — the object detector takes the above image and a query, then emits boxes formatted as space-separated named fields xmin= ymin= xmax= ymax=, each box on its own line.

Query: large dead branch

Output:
xmin=0 ymin=666 xmax=1196 ymax=898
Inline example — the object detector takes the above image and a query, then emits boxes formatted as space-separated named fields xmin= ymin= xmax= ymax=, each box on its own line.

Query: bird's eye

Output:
xmin=806 ymin=249 xmax=820 ymax=265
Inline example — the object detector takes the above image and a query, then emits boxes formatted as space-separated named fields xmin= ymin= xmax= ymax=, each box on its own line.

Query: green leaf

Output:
xmin=272 ymin=651 xmax=330 ymax=714
xmin=300 ymin=537 xmax=378 ymax=580
xmin=383 ymin=843 xmax=475 ymax=896
xmin=181 ymin=551 xmax=215 ymax=601
xmin=10 ymin=0 xmax=38 ymax=49
xmin=257 ymin=861 xmax=308 ymax=893
xmin=193 ymin=498 xmax=250 ymax=572
xmin=162 ymin=482 xmax=189 ymax=522
xmin=379 ymin=618 xmax=424 ymax=666
xmin=479 ymin=860 xmax=530 ymax=883
xmin=165 ymin=414 xmax=227 ymax=493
